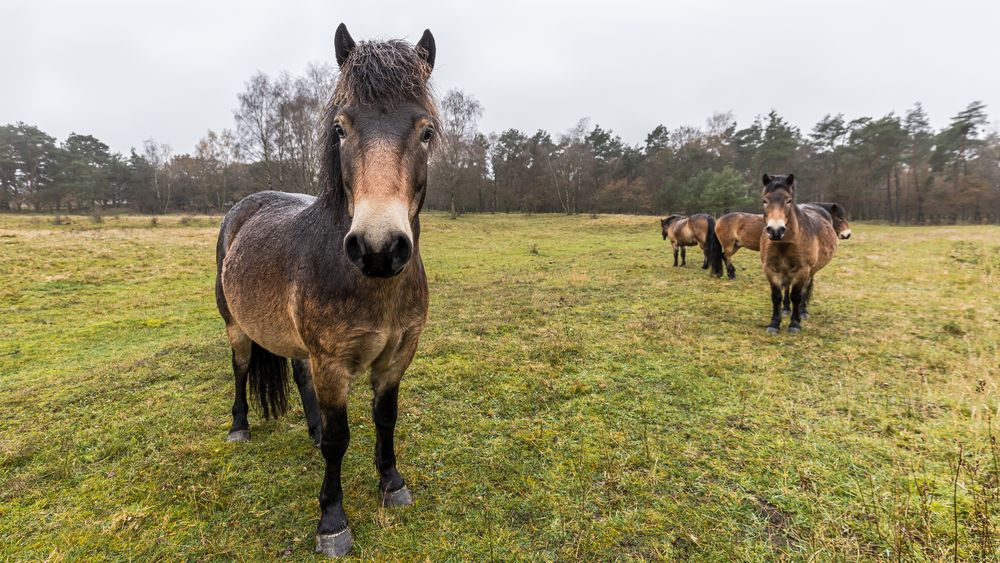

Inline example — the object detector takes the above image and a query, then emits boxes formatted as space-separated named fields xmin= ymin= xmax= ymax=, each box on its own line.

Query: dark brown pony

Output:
xmin=215 ymin=24 xmax=437 ymax=557
xmin=759 ymin=174 xmax=838 ymax=333
xmin=660 ymin=213 xmax=724 ymax=276
xmin=715 ymin=202 xmax=851 ymax=279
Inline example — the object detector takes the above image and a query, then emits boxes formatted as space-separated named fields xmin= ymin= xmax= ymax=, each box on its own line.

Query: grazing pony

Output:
xmin=759 ymin=174 xmax=838 ymax=333
xmin=660 ymin=213 xmax=724 ymax=277
xmin=215 ymin=24 xmax=438 ymax=557
xmin=715 ymin=202 xmax=851 ymax=279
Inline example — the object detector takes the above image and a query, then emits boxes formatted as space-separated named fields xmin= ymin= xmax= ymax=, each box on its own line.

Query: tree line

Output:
xmin=2 ymin=62 xmax=997 ymax=223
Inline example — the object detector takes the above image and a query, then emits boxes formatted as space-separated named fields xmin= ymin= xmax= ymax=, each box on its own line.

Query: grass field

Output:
xmin=1 ymin=212 xmax=999 ymax=560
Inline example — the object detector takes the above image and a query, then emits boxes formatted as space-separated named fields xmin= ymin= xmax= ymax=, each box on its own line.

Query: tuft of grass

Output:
xmin=0 ymin=213 xmax=998 ymax=560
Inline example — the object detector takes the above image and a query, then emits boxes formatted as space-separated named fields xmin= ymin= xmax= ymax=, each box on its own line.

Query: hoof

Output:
xmin=381 ymin=485 xmax=413 ymax=507
xmin=788 ymin=326 xmax=801 ymax=334
xmin=800 ymin=311 xmax=810 ymax=320
xmin=316 ymin=528 xmax=353 ymax=558
xmin=782 ymin=309 xmax=791 ymax=317
xmin=226 ymin=429 xmax=250 ymax=442
xmin=766 ymin=326 xmax=779 ymax=334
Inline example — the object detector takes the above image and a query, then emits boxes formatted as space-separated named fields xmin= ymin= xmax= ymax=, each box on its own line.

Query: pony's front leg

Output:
xmin=788 ymin=283 xmax=805 ymax=334
xmin=311 ymin=362 xmax=355 ymax=557
xmin=672 ymin=243 xmax=679 ymax=267
xmin=371 ymin=337 xmax=419 ymax=507
xmin=766 ymin=282 xmax=782 ymax=334
xmin=782 ymin=287 xmax=791 ymax=316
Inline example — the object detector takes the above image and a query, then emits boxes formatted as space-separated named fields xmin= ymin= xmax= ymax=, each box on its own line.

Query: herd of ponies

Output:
xmin=661 ymin=173 xmax=852 ymax=334
xmin=212 ymin=24 xmax=857 ymax=558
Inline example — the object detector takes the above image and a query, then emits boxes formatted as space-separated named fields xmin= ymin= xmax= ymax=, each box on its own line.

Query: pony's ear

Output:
xmin=416 ymin=29 xmax=436 ymax=70
xmin=335 ymin=23 xmax=356 ymax=67
xmin=786 ymin=173 xmax=795 ymax=186
xmin=762 ymin=173 xmax=772 ymax=187
xmin=831 ymin=203 xmax=842 ymax=216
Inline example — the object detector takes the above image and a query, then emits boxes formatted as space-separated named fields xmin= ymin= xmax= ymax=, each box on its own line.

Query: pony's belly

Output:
xmin=222 ymin=258 xmax=310 ymax=359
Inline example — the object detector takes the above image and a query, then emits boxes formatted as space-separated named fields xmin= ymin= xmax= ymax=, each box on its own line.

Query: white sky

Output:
xmin=2 ymin=0 xmax=998 ymax=154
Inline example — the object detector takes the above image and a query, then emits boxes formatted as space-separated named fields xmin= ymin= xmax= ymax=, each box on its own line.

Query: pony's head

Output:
xmin=826 ymin=203 xmax=852 ymax=239
xmin=661 ymin=215 xmax=682 ymax=239
xmin=761 ymin=174 xmax=795 ymax=241
xmin=324 ymin=23 xmax=438 ymax=278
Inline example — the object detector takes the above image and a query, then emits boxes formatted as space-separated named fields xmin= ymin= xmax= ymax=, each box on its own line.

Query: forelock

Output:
xmin=333 ymin=40 xmax=433 ymax=108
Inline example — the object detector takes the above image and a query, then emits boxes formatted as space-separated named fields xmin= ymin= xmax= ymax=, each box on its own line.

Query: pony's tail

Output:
xmin=705 ymin=216 xmax=724 ymax=278
xmin=248 ymin=341 xmax=290 ymax=420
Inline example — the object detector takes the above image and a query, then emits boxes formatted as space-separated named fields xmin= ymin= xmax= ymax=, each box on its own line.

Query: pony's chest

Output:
xmin=764 ymin=244 xmax=804 ymax=271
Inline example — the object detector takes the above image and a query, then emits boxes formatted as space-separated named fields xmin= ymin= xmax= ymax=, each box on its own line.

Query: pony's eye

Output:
xmin=785 ymin=199 xmax=793 ymax=205
xmin=333 ymin=123 xmax=346 ymax=139
xmin=421 ymin=127 xmax=434 ymax=143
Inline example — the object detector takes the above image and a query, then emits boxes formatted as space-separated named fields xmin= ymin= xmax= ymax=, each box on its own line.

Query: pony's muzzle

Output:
xmin=345 ymin=231 xmax=412 ymax=278
xmin=766 ymin=225 xmax=786 ymax=240
xmin=839 ymin=229 xmax=852 ymax=239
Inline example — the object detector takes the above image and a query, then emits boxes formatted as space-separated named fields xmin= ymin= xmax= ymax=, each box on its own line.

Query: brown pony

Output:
xmin=715 ymin=202 xmax=851 ymax=279
xmin=215 ymin=24 xmax=437 ymax=557
xmin=759 ymin=174 xmax=838 ymax=333
xmin=660 ymin=213 xmax=724 ymax=276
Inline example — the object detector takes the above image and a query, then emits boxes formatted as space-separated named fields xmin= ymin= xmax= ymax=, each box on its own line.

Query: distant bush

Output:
xmin=179 ymin=216 xmax=194 ymax=226
xmin=51 ymin=215 xmax=67 ymax=225
xmin=90 ymin=211 xmax=103 ymax=224
xmin=149 ymin=216 xmax=159 ymax=226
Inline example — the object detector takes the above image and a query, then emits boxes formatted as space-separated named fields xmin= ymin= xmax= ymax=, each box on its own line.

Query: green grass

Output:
xmin=2 ymin=212 xmax=999 ymax=560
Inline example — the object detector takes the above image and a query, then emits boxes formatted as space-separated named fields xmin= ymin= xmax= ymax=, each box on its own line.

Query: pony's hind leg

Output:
xmin=292 ymin=359 xmax=322 ymax=447
xmin=701 ymin=244 xmax=709 ymax=269
xmin=782 ymin=287 xmax=792 ymax=316
xmin=801 ymin=278 xmax=815 ymax=319
xmin=680 ymin=246 xmax=687 ymax=266
xmin=226 ymin=325 xmax=252 ymax=442
xmin=722 ymin=245 xmax=737 ymax=279
xmin=788 ymin=283 xmax=805 ymax=334
xmin=766 ymin=282 xmax=783 ymax=334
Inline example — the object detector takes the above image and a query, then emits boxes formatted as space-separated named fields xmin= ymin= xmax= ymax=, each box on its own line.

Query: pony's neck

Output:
xmin=786 ymin=203 xmax=803 ymax=238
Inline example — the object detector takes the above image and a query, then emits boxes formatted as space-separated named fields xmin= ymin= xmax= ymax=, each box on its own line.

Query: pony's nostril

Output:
xmin=389 ymin=235 xmax=412 ymax=266
xmin=344 ymin=233 xmax=364 ymax=263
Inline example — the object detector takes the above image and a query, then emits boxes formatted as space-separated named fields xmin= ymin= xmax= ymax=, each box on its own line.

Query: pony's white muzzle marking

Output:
xmin=345 ymin=199 xmax=414 ymax=278
xmin=765 ymin=219 xmax=787 ymax=240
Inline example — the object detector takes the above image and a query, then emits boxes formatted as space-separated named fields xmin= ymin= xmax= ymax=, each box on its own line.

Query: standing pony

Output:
xmin=660 ymin=213 xmax=724 ymax=277
xmin=759 ymin=174 xmax=838 ymax=333
xmin=215 ymin=24 xmax=438 ymax=557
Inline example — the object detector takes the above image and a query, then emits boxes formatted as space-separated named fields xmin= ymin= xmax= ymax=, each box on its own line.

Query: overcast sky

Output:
xmin=2 ymin=0 xmax=998 ymax=154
